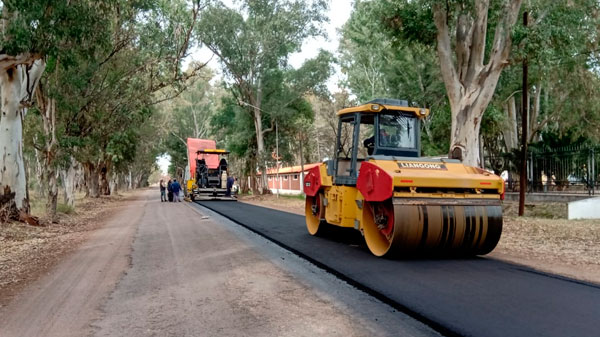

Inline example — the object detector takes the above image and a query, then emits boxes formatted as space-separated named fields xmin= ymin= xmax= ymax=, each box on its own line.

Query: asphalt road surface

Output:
xmin=0 ymin=190 xmax=438 ymax=337
xmin=195 ymin=200 xmax=600 ymax=337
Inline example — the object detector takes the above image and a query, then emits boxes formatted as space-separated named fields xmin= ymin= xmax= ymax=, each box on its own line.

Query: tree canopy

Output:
xmin=4 ymin=0 xmax=600 ymax=221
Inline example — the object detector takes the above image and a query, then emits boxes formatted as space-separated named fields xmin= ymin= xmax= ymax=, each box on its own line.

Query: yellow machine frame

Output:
xmin=304 ymin=99 xmax=503 ymax=257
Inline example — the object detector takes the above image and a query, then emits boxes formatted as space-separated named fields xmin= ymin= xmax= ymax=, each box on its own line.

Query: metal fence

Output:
xmin=485 ymin=145 xmax=598 ymax=195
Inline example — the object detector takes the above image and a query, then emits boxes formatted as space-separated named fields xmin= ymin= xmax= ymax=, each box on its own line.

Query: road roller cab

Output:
xmin=304 ymin=99 xmax=504 ymax=257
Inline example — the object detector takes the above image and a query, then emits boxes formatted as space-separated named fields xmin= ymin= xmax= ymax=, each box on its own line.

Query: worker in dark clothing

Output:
xmin=160 ymin=179 xmax=167 ymax=202
xmin=364 ymin=136 xmax=375 ymax=155
xmin=171 ymin=179 xmax=182 ymax=202
xmin=167 ymin=179 xmax=173 ymax=202
xmin=226 ymin=176 xmax=235 ymax=196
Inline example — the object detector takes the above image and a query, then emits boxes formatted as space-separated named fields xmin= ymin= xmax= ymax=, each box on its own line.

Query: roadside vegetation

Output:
xmin=1 ymin=0 xmax=600 ymax=285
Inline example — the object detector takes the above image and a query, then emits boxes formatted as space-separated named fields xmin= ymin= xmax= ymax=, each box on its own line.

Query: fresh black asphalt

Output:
xmin=194 ymin=201 xmax=600 ymax=337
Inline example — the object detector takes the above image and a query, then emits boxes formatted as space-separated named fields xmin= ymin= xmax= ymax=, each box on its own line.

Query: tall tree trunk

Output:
xmin=529 ymin=83 xmax=542 ymax=143
xmin=84 ymin=163 xmax=100 ymax=198
xmin=0 ymin=59 xmax=45 ymax=216
xmin=61 ymin=157 xmax=78 ymax=207
xmin=0 ymin=66 xmax=28 ymax=216
xmin=249 ymin=157 xmax=258 ymax=195
xmin=36 ymin=84 xmax=60 ymax=221
xmin=128 ymin=169 xmax=133 ymax=190
xmin=109 ymin=171 xmax=118 ymax=195
xmin=503 ymin=95 xmax=519 ymax=151
xmin=433 ymin=0 xmax=523 ymax=167
xmin=252 ymin=105 xmax=269 ymax=193
xmin=33 ymin=143 xmax=45 ymax=195
xmin=47 ymin=168 xmax=58 ymax=222
xmin=99 ymin=162 xmax=110 ymax=196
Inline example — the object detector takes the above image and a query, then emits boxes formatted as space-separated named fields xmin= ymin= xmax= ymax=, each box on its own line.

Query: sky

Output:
xmin=158 ymin=0 xmax=353 ymax=174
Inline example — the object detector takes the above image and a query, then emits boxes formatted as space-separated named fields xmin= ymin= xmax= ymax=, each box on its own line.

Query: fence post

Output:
xmin=528 ymin=152 xmax=534 ymax=192
xmin=592 ymin=148 xmax=596 ymax=195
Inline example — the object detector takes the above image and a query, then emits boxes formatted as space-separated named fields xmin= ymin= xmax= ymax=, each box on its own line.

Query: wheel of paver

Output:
xmin=305 ymin=193 xmax=327 ymax=235
xmin=362 ymin=200 xmax=503 ymax=257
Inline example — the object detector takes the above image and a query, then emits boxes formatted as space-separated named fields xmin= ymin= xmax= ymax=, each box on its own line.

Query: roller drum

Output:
xmin=305 ymin=194 xmax=327 ymax=236
xmin=362 ymin=198 xmax=502 ymax=257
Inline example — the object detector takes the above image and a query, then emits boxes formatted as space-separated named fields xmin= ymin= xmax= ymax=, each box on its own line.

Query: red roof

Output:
xmin=187 ymin=138 xmax=219 ymax=177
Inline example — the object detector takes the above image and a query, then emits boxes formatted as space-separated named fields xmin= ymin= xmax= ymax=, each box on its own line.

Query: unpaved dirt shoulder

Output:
xmin=91 ymin=196 xmax=438 ymax=337
xmin=0 ymin=193 xmax=142 ymax=307
xmin=0 ymin=191 xmax=145 ymax=337
xmin=238 ymin=196 xmax=600 ymax=285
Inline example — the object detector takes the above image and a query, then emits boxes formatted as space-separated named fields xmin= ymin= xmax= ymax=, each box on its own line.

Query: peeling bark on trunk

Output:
xmin=61 ymin=157 xmax=78 ymax=207
xmin=0 ymin=59 xmax=45 ymax=216
xmin=99 ymin=163 xmax=110 ymax=196
xmin=249 ymin=157 xmax=258 ymax=195
xmin=0 ymin=57 xmax=45 ymax=218
xmin=36 ymin=84 xmax=60 ymax=221
xmin=47 ymin=168 xmax=58 ymax=222
xmin=109 ymin=171 xmax=118 ymax=196
xmin=0 ymin=66 xmax=28 ymax=216
xmin=529 ymin=84 xmax=542 ymax=143
xmin=252 ymin=105 xmax=269 ymax=193
xmin=127 ymin=170 xmax=133 ymax=190
xmin=503 ymin=95 xmax=519 ymax=151
xmin=433 ymin=1 xmax=523 ymax=167
xmin=450 ymin=103 xmax=488 ymax=165
xmin=84 ymin=163 xmax=100 ymax=198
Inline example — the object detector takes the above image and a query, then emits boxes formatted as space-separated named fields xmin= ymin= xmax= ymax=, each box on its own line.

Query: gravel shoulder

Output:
xmin=1 ymin=189 xmax=439 ymax=337
xmin=239 ymin=195 xmax=600 ymax=285
xmin=0 ymin=193 xmax=139 ymax=307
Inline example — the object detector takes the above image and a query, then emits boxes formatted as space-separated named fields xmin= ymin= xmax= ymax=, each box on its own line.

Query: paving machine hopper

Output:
xmin=303 ymin=99 xmax=503 ymax=257
xmin=186 ymin=138 xmax=236 ymax=201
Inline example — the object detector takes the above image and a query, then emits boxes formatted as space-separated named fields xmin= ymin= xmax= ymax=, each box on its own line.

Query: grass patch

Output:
xmin=57 ymin=203 xmax=75 ymax=215
xmin=280 ymin=193 xmax=305 ymax=200
xmin=28 ymin=195 xmax=46 ymax=218
xmin=502 ymin=201 xmax=567 ymax=219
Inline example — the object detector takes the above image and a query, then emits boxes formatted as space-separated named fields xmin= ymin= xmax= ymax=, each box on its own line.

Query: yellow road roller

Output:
xmin=303 ymin=99 xmax=504 ymax=257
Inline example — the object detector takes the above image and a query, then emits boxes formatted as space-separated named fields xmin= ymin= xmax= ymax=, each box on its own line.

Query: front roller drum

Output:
xmin=362 ymin=199 xmax=502 ymax=257
xmin=305 ymin=193 xmax=327 ymax=236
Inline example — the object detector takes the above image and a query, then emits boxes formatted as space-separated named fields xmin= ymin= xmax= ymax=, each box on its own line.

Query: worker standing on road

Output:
xmin=226 ymin=176 xmax=234 ymax=196
xmin=160 ymin=180 xmax=167 ymax=202
xmin=171 ymin=179 xmax=182 ymax=202
xmin=167 ymin=179 xmax=174 ymax=202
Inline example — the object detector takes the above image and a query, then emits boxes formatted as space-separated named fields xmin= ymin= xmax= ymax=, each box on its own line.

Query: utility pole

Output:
xmin=519 ymin=11 xmax=528 ymax=217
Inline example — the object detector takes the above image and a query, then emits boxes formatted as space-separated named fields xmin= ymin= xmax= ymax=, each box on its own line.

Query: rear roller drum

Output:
xmin=305 ymin=193 xmax=327 ymax=236
xmin=362 ymin=200 xmax=503 ymax=257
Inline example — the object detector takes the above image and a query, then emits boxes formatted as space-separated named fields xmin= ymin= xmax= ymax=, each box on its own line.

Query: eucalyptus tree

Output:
xmin=339 ymin=0 xmax=524 ymax=166
xmin=493 ymin=0 xmax=600 ymax=151
xmin=430 ymin=0 xmax=523 ymax=166
xmin=56 ymin=0 xmax=207 ymax=198
xmin=197 ymin=0 xmax=330 ymax=192
xmin=342 ymin=0 xmax=600 ymax=166
xmin=339 ymin=0 xmax=448 ymax=155
xmin=0 ymin=0 xmax=113 ymax=218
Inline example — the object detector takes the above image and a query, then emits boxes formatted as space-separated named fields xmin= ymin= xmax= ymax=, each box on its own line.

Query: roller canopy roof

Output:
xmin=337 ymin=98 xmax=430 ymax=118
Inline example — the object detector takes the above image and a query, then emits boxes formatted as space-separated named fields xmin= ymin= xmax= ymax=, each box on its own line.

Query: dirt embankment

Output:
xmin=0 ymin=192 xmax=139 ymax=306
xmin=239 ymin=195 xmax=600 ymax=284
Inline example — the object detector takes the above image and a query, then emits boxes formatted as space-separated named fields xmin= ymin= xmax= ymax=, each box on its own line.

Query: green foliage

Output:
xmin=339 ymin=0 xmax=448 ymax=156
xmin=57 ymin=203 xmax=75 ymax=215
xmin=197 ymin=0 xmax=332 ymax=180
xmin=341 ymin=0 xmax=600 ymax=159
xmin=19 ymin=0 xmax=206 ymax=200
xmin=0 ymin=0 xmax=113 ymax=58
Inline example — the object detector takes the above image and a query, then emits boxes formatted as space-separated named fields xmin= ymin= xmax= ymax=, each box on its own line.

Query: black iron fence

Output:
xmin=485 ymin=145 xmax=598 ymax=195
